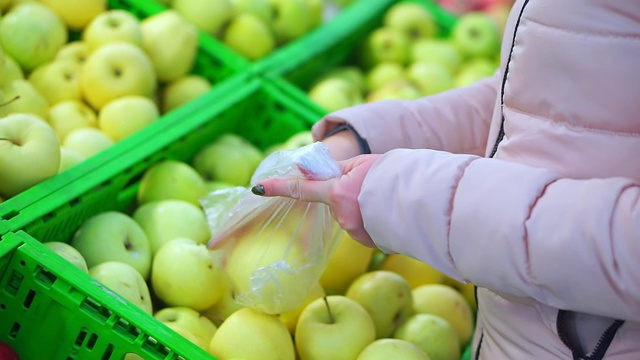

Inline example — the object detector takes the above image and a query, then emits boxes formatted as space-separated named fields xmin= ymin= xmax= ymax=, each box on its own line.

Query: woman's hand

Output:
xmin=252 ymin=154 xmax=382 ymax=247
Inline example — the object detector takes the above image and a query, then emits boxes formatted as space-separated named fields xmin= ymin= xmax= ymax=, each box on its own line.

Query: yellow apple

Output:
xmin=357 ymin=338 xmax=431 ymax=360
xmin=172 ymin=0 xmax=234 ymax=36
xmin=279 ymin=281 xmax=325 ymax=335
xmin=379 ymin=253 xmax=445 ymax=288
xmin=48 ymin=100 xmax=98 ymax=141
xmin=55 ymin=41 xmax=90 ymax=66
xmin=209 ymin=307 xmax=295 ymax=360
xmin=0 ymin=52 xmax=24 ymax=87
xmin=366 ymin=80 xmax=421 ymax=102
xmin=394 ymin=313 xmax=460 ymax=360
xmin=154 ymin=306 xmax=217 ymax=351
xmin=383 ymin=2 xmax=437 ymax=42
xmin=267 ymin=0 xmax=314 ymax=45
xmin=98 ymin=95 xmax=159 ymax=141
xmin=136 ymin=160 xmax=208 ymax=206
xmin=222 ymin=12 xmax=275 ymax=61
xmin=151 ymin=238 xmax=225 ymax=311
xmin=58 ymin=147 xmax=87 ymax=173
xmin=89 ymin=261 xmax=153 ymax=314
xmin=319 ymin=230 xmax=375 ymax=294
xmin=80 ymin=42 xmax=156 ymax=109
xmin=2 ymin=79 xmax=50 ymax=120
xmin=295 ymin=295 xmax=376 ymax=360
xmin=82 ymin=9 xmax=144 ymax=51
xmin=200 ymin=276 xmax=246 ymax=326
xmin=161 ymin=74 xmax=211 ymax=114
xmin=39 ymin=0 xmax=106 ymax=30
xmin=43 ymin=241 xmax=89 ymax=273
xmin=412 ymin=283 xmax=475 ymax=347
xmin=28 ymin=59 xmax=82 ymax=105
xmin=62 ymin=127 xmax=115 ymax=158
xmin=365 ymin=61 xmax=407 ymax=92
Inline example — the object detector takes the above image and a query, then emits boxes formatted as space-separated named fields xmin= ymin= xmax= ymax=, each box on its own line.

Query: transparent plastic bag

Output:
xmin=200 ymin=142 xmax=343 ymax=315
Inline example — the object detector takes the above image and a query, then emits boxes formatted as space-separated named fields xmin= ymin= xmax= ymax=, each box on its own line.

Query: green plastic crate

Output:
xmin=0 ymin=0 xmax=252 ymax=236
xmin=0 ymin=230 xmax=212 ymax=359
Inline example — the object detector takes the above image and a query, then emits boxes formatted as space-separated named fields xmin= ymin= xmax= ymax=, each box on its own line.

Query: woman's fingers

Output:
xmin=252 ymin=177 xmax=336 ymax=205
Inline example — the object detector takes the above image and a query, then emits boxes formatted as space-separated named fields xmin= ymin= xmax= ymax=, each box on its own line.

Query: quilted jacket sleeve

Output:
xmin=312 ymin=74 xmax=500 ymax=156
xmin=360 ymin=148 xmax=640 ymax=321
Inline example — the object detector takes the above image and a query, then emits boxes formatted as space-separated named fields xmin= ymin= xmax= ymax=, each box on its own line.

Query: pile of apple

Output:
xmin=307 ymin=1 xmax=504 ymax=112
xmin=0 ymin=0 xmax=212 ymax=202
xmin=40 ymin=129 xmax=477 ymax=360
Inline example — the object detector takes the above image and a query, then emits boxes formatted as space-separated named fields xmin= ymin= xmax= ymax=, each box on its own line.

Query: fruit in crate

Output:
xmin=451 ymin=11 xmax=501 ymax=59
xmin=43 ymin=241 xmax=89 ymax=273
xmin=379 ymin=253 xmax=445 ymax=288
xmin=161 ymin=74 xmax=211 ymax=114
xmin=278 ymin=281 xmax=325 ymax=334
xmin=172 ymin=0 xmax=234 ymax=36
xmin=319 ymin=230 xmax=375 ymax=294
xmin=383 ymin=2 xmax=438 ymax=42
xmin=308 ymin=76 xmax=364 ymax=113
xmin=89 ymin=261 xmax=154 ymax=315
xmin=82 ymin=9 xmax=144 ymax=51
xmin=27 ymin=59 xmax=82 ymax=105
xmin=137 ymin=160 xmax=208 ymax=206
xmin=1 ymin=79 xmax=50 ymax=120
xmin=154 ymin=306 xmax=218 ymax=351
xmin=357 ymin=338 xmax=431 ymax=360
xmin=62 ymin=127 xmax=115 ymax=158
xmin=268 ymin=0 xmax=315 ymax=45
xmin=394 ymin=313 xmax=461 ymax=360
xmin=98 ymin=95 xmax=160 ymax=141
xmin=222 ymin=12 xmax=275 ymax=61
xmin=39 ymin=0 xmax=106 ymax=30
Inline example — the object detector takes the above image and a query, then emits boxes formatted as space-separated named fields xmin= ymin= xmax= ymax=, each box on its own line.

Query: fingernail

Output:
xmin=251 ymin=184 xmax=265 ymax=196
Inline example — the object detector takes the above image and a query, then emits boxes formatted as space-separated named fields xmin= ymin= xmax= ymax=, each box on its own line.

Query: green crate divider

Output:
xmin=10 ymin=76 xmax=322 ymax=244
xmin=0 ymin=0 xmax=253 ymax=236
xmin=0 ymin=231 xmax=212 ymax=360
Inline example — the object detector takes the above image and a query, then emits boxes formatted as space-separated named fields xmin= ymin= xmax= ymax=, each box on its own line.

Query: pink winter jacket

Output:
xmin=312 ymin=0 xmax=640 ymax=359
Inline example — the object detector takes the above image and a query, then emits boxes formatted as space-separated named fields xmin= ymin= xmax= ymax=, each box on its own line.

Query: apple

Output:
xmin=58 ymin=147 xmax=87 ymax=173
xmin=172 ymin=0 xmax=234 ymax=36
xmin=451 ymin=12 xmax=501 ymax=59
xmin=319 ymin=66 xmax=367 ymax=94
xmin=0 ymin=2 xmax=68 ymax=71
xmin=98 ymin=95 xmax=160 ymax=141
xmin=346 ymin=270 xmax=414 ymax=338
xmin=308 ymin=77 xmax=363 ymax=112
xmin=393 ymin=313 xmax=461 ymax=360
xmin=379 ymin=253 xmax=445 ymax=288
xmin=230 ymin=0 xmax=271 ymax=24
xmin=141 ymin=10 xmax=199 ymax=82
xmin=295 ymin=295 xmax=376 ymax=360
xmin=71 ymin=211 xmax=152 ymax=279
xmin=204 ymin=180 xmax=236 ymax=192
xmin=0 ymin=113 xmax=60 ymax=198
xmin=319 ymin=230 xmax=375 ymax=294
xmin=89 ymin=261 xmax=153 ymax=314
xmin=448 ymin=279 xmax=478 ymax=313
xmin=201 ymin=276 xmax=246 ymax=326
xmin=137 ymin=160 xmax=208 ymax=206
xmin=28 ymin=59 xmax=82 ymax=105
xmin=304 ymin=0 xmax=323 ymax=28
xmin=406 ymin=60 xmax=455 ymax=96
xmin=0 ymin=52 xmax=23 ymax=88
xmin=55 ymin=41 xmax=90 ymax=66
xmin=80 ymin=41 xmax=156 ymax=109
xmin=282 ymin=130 xmax=314 ymax=149
xmin=412 ymin=284 xmax=474 ymax=348
xmin=154 ymin=306 xmax=218 ymax=351
xmin=132 ymin=199 xmax=211 ymax=254
xmin=359 ymin=26 xmax=410 ymax=69
xmin=82 ymin=9 xmax=144 ymax=51
xmin=454 ymin=57 xmax=497 ymax=87
xmin=62 ymin=127 xmax=115 ymax=158
xmin=410 ymin=38 xmax=463 ymax=74
xmin=267 ymin=0 xmax=314 ymax=44
xmin=0 ymin=341 xmax=19 ymax=360
xmin=43 ymin=241 xmax=89 ymax=273
xmin=222 ymin=13 xmax=275 ymax=61
xmin=151 ymin=238 xmax=225 ymax=311
xmin=161 ymin=74 xmax=211 ymax=114
xmin=366 ymin=80 xmax=421 ymax=102
xmin=357 ymin=338 xmax=430 ymax=360
xmin=209 ymin=307 xmax=295 ymax=360
xmin=365 ymin=61 xmax=407 ymax=92
xmin=279 ymin=281 xmax=325 ymax=334
xmin=383 ymin=2 xmax=437 ymax=42
xmin=192 ymin=133 xmax=264 ymax=186
xmin=1 ymin=79 xmax=50 ymax=120
xmin=48 ymin=100 xmax=98 ymax=141
xmin=39 ymin=0 xmax=106 ymax=30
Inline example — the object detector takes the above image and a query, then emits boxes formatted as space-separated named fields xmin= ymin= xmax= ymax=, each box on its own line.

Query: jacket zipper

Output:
xmin=556 ymin=310 xmax=625 ymax=360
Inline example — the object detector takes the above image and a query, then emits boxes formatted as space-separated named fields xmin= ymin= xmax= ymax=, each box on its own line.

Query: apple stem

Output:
xmin=0 ymin=95 xmax=20 ymax=108
xmin=323 ymin=296 xmax=336 ymax=324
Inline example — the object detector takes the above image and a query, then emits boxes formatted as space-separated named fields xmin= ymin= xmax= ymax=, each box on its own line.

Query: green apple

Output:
xmin=0 ymin=52 xmax=23 ymax=88
xmin=346 ymin=270 xmax=414 ymax=338
xmin=151 ymin=237 xmax=225 ymax=311
xmin=98 ymin=95 xmax=159 ymax=141
xmin=154 ymin=306 xmax=218 ymax=351
xmin=204 ymin=180 xmax=236 ymax=192
xmin=201 ymin=277 xmax=246 ymax=326
xmin=82 ymin=9 xmax=144 ymax=51
xmin=412 ymin=284 xmax=474 ymax=348
xmin=39 ymin=0 xmax=106 ymax=30
xmin=0 ymin=113 xmax=60 ymax=198
xmin=394 ymin=313 xmax=461 ymax=360
xmin=55 ymin=41 xmax=90 ymax=66
xmin=279 ymin=281 xmax=325 ymax=335
xmin=0 ymin=2 xmax=68 ymax=71
xmin=192 ymin=133 xmax=263 ymax=186
xmin=172 ymin=0 xmax=234 ymax=36
xmin=80 ymin=41 xmax=156 ymax=110
xmin=209 ymin=307 xmax=295 ymax=360
xmin=141 ymin=10 xmax=199 ymax=82
xmin=28 ymin=59 xmax=82 ymax=105
xmin=137 ymin=160 xmax=208 ymax=206
xmin=132 ymin=199 xmax=211 ymax=254
xmin=62 ymin=127 xmax=115 ymax=158
xmin=451 ymin=12 xmax=501 ymax=59
xmin=319 ymin=230 xmax=375 ymax=294
xmin=308 ymin=77 xmax=363 ymax=113
xmin=161 ymin=74 xmax=211 ymax=113
xmin=282 ymin=130 xmax=314 ymax=149
xmin=43 ymin=241 xmax=89 ymax=273
xmin=71 ymin=211 xmax=152 ymax=279
xmin=406 ymin=60 xmax=454 ymax=96
xmin=48 ymin=100 xmax=98 ymax=141
xmin=379 ymin=253 xmax=445 ymax=289
xmin=365 ymin=61 xmax=407 ymax=92
xmin=304 ymin=0 xmax=323 ymax=28
xmin=230 ymin=0 xmax=271 ymax=24
xmin=295 ymin=295 xmax=376 ymax=360
xmin=222 ymin=13 xmax=275 ymax=61
xmin=357 ymin=338 xmax=430 ymax=360
xmin=383 ymin=2 xmax=437 ymax=41
xmin=320 ymin=66 xmax=367 ymax=94
xmin=454 ymin=57 xmax=497 ymax=87
xmin=1 ymin=79 xmax=50 ymax=120
xmin=410 ymin=38 xmax=462 ymax=74
xmin=366 ymin=80 xmax=420 ymax=102
xmin=267 ymin=0 xmax=314 ymax=44
xmin=58 ymin=147 xmax=87 ymax=173
xmin=360 ymin=26 xmax=410 ymax=69
xmin=89 ymin=261 xmax=153 ymax=314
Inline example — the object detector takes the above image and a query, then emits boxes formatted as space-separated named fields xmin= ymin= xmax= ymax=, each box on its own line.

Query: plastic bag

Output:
xmin=200 ymin=141 xmax=343 ymax=315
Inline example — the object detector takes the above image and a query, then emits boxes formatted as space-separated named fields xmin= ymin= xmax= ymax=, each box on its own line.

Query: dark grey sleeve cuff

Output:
xmin=321 ymin=123 xmax=371 ymax=155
